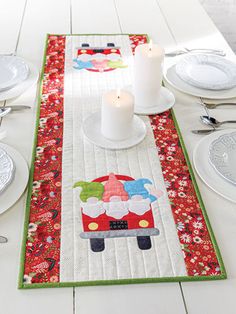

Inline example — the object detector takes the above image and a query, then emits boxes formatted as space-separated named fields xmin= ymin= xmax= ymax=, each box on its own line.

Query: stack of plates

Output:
xmin=164 ymin=53 xmax=236 ymax=99
xmin=0 ymin=144 xmax=29 ymax=214
xmin=193 ymin=130 xmax=236 ymax=203
xmin=0 ymin=55 xmax=38 ymax=101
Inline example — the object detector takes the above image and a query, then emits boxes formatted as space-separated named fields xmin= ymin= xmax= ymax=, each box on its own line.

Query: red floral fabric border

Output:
xmin=23 ymin=34 xmax=221 ymax=285
xmin=23 ymin=35 xmax=65 ymax=285
xmin=150 ymin=113 xmax=221 ymax=277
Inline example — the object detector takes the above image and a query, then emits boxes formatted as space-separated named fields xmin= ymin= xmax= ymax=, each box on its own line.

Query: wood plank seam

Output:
xmin=113 ymin=0 xmax=123 ymax=33
xmin=155 ymin=0 xmax=178 ymax=46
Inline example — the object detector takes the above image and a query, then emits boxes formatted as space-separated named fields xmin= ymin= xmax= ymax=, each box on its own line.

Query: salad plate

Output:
xmin=209 ymin=131 xmax=236 ymax=185
xmin=0 ymin=143 xmax=29 ymax=214
xmin=0 ymin=62 xmax=38 ymax=101
xmin=164 ymin=61 xmax=236 ymax=99
xmin=0 ymin=56 xmax=29 ymax=91
xmin=175 ymin=54 xmax=236 ymax=90
xmin=0 ymin=147 xmax=15 ymax=195
xmin=193 ymin=129 xmax=236 ymax=203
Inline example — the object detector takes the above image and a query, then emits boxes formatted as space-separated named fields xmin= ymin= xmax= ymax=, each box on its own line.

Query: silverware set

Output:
xmin=192 ymin=98 xmax=236 ymax=134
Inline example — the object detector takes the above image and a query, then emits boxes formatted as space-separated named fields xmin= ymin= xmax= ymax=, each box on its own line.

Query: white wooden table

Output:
xmin=0 ymin=0 xmax=236 ymax=313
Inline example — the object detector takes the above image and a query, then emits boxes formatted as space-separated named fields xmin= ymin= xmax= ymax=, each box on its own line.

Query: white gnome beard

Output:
xmin=104 ymin=201 xmax=129 ymax=219
xmin=81 ymin=201 xmax=105 ymax=218
xmin=108 ymin=53 xmax=120 ymax=60
xmin=77 ymin=53 xmax=92 ymax=62
xmin=128 ymin=198 xmax=151 ymax=215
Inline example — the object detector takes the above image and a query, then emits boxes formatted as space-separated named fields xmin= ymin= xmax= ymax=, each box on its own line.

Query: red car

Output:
xmin=74 ymin=173 xmax=162 ymax=252
xmin=74 ymin=42 xmax=127 ymax=72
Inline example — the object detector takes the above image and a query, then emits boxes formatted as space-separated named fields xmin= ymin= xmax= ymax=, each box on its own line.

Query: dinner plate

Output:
xmin=193 ymin=129 xmax=236 ymax=203
xmin=82 ymin=112 xmax=147 ymax=150
xmin=0 ymin=56 xmax=29 ymax=91
xmin=0 ymin=143 xmax=29 ymax=214
xmin=209 ymin=131 xmax=236 ymax=185
xmin=164 ymin=59 xmax=236 ymax=99
xmin=0 ymin=62 xmax=38 ymax=102
xmin=0 ymin=147 xmax=15 ymax=194
xmin=176 ymin=54 xmax=236 ymax=90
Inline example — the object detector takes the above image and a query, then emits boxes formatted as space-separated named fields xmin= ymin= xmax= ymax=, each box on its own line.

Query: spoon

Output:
xmin=0 ymin=236 xmax=8 ymax=243
xmin=0 ymin=107 xmax=11 ymax=118
xmin=200 ymin=115 xmax=236 ymax=128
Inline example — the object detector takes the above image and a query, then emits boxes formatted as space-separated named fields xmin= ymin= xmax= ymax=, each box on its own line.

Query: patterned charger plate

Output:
xmin=0 ymin=147 xmax=15 ymax=194
xmin=209 ymin=131 xmax=236 ymax=185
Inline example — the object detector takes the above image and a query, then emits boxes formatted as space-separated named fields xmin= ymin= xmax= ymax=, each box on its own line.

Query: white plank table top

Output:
xmin=0 ymin=0 xmax=235 ymax=313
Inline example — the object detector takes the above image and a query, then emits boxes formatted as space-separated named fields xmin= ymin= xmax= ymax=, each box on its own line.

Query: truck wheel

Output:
xmin=137 ymin=236 xmax=152 ymax=250
xmin=107 ymin=43 xmax=115 ymax=47
xmin=82 ymin=43 xmax=89 ymax=47
xmin=90 ymin=238 xmax=105 ymax=252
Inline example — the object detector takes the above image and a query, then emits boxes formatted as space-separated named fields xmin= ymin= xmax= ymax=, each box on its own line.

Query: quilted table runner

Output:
xmin=19 ymin=34 xmax=226 ymax=289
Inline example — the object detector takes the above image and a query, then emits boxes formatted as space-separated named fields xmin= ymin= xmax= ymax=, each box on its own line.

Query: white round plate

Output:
xmin=0 ymin=56 xmax=29 ymax=91
xmin=209 ymin=131 xmax=236 ymax=185
xmin=193 ymin=129 xmax=236 ymax=203
xmin=0 ymin=147 xmax=15 ymax=194
xmin=176 ymin=54 xmax=236 ymax=90
xmin=82 ymin=112 xmax=147 ymax=150
xmin=0 ymin=143 xmax=29 ymax=214
xmin=134 ymin=86 xmax=175 ymax=115
xmin=164 ymin=61 xmax=236 ymax=100
xmin=0 ymin=62 xmax=38 ymax=101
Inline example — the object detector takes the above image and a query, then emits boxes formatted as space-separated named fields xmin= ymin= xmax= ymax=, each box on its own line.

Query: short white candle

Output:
xmin=134 ymin=40 xmax=165 ymax=108
xmin=101 ymin=89 xmax=134 ymax=141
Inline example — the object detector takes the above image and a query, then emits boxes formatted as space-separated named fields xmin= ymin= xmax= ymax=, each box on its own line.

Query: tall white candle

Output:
xmin=134 ymin=40 xmax=164 ymax=108
xmin=101 ymin=89 xmax=134 ymax=141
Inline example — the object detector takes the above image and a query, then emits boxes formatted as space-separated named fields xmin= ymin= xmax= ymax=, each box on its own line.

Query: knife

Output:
xmin=3 ymin=105 xmax=31 ymax=111
xmin=191 ymin=129 xmax=221 ymax=134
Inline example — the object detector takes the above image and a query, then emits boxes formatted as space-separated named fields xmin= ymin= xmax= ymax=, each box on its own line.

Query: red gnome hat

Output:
xmin=102 ymin=173 xmax=129 ymax=202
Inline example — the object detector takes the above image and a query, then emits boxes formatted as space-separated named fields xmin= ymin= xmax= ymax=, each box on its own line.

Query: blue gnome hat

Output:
xmin=124 ymin=178 xmax=157 ymax=203
xmin=73 ymin=59 xmax=93 ymax=70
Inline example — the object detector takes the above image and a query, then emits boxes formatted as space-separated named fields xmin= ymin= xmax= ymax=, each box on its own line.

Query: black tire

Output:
xmin=107 ymin=43 xmax=115 ymax=47
xmin=137 ymin=236 xmax=152 ymax=250
xmin=82 ymin=43 xmax=89 ymax=47
xmin=90 ymin=238 xmax=105 ymax=252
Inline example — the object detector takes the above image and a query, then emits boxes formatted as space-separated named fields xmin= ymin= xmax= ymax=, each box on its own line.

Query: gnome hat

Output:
xmin=102 ymin=173 xmax=129 ymax=202
xmin=124 ymin=178 xmax=157 ymax=203
xmin=73 ymin=181 xmax=104 ymax=202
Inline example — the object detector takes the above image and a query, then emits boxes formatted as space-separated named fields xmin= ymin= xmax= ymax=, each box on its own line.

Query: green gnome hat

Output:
xmin=73 ymin=181 xmax=104 ymax=202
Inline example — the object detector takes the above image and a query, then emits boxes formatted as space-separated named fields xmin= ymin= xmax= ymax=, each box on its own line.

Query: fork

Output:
xmin=200 ymin=100 xmax=236 ymax=109
xmin=166 ymin=48 xmax=226 ymax=57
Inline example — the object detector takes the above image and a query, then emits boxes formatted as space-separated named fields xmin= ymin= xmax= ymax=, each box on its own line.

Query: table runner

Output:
xmin=19 ymin=34 xmax=226 ymax=289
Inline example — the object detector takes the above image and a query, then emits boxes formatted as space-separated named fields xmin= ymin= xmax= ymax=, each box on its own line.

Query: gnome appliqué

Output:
xmin=73 ymin=181 xmax=105 ymax=218
xmin=73 ymin=43 xmax=127 ymax=73
xmin=74 ymin=173 xmax=163 ymax=252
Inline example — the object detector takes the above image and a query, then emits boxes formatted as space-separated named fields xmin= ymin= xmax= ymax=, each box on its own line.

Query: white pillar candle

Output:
xmin=134 ymin=40 xmax=165 ymax=108
xmin=101 ymin=89 xmax=134 ymax=141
